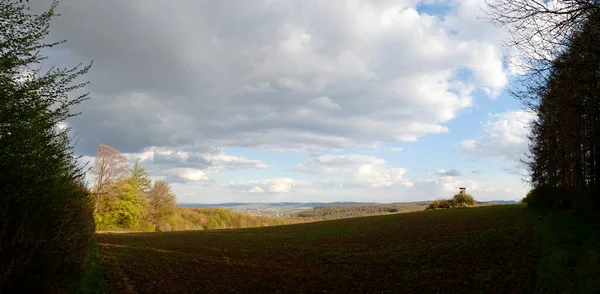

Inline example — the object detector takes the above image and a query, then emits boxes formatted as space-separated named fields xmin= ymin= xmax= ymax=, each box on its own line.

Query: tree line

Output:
xmin=168 ymin=207 xmax=297 ymax=231
xmin=296 ymin=203 xmax=427 ymax=220
xmin=90 ymin=144 xmax=298 ymax=232
xmin=527 ymin=12 xmax=600 ymax=211
xmin=90 ymin=144 xmax=177 ymax=231
xmin=0 ymin=1 xmax=94 ymax=292
xmin=485 ymin=1 xmax=600 ymax=212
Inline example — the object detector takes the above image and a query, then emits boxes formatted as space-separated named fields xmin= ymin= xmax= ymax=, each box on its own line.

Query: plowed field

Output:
xmin=97 ymin=205 xmax=539 ymax=293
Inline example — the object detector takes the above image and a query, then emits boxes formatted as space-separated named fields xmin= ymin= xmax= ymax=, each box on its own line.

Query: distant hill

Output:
xmin=161 ymin=207 xmax=305 ymax=231
xmin=478 ymin=200 xmax=519 ymax=205
xmin=294 ymin=202 xmax=430 ymax=220
xmin=178 ymin=200 xmax=517 ymax=218
xmin=179 ymin=202 xmax=382 ymax=216
xmin=180 ymin=201 xmax=380 ymax=208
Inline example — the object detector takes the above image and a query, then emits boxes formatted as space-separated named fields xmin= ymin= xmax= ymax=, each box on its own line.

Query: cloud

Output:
xmin=176 ymin=168 xmax=209 ymax=182
xmin=460 ymin=110 xmax=536 ymax=162
xmin=437 ymin=176 xmax=479 ymax=193
xmin=407 ymin=175 xmax=526 ymax=201
xmin=33 ymin=0 xmax=509 ymax=156
xmin=435 ymin=169 xmax=462 ymax=176
xmin=229 ymin=178 xmax=307 ymax=193
xmin=309 ymin=96 xmax=341 ymax=110
xmin=502 ymin=164 xmax=528 ymax=177
xmin=128 ymin=147 xmax=268 ymax=174
xmin=294 ymin=154 xmax=412 ymax=188
xmin=77 ymin=147 xmax=270 ymax=185
xmin=28 ymin=1 xmax=525 ymax=203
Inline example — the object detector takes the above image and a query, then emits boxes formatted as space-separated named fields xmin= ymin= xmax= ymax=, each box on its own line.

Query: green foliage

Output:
xmin=95 ymin=179 xmax=145 ymax=230
xmin=452 ymin=193 xmax=477 ymax=206
xmin=112 ymin=180 xmax=145 ymax=228
xmin=130 ymin=160 xmax=151 ymax=193
xmin=92 ymin=152 xmax=182 ymax=232
xmin=206 ymin=218 xmax=220 ymax=230
xmin=427 ymin=199 xmax=456 ymax=210
xmin=426 ymin=194 xmax=478 ymax=210
xmin=162 ymin=207 xmax=298 ymax=231
xmin=146 ymin=179 xmax=176 ymax=230
xmin=0 ymin=1 xmax=94 ymax=292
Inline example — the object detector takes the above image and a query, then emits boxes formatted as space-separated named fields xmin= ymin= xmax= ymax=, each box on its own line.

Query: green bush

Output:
xmin=427 ymin=199 xmax=457 ymax=210
xmin=453 ymin=193 xmax=477 ymax=206
xmin=426 ymin=194 xmax=478 ymax=210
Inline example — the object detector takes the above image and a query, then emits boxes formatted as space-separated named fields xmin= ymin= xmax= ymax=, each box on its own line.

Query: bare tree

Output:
xmin=146 ymin=180 xmax=176 ymax=229
xmin=483 ymin=1 xmax=599 ymax=107
xmin=90 ymin=144 xmax=129 ymax=212
xmin=484 ymin=1 xmax=598 ymax=61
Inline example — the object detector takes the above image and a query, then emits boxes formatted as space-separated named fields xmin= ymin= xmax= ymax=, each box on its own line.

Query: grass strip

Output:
xmin=69 ymin=239 xmax=105 ymax=294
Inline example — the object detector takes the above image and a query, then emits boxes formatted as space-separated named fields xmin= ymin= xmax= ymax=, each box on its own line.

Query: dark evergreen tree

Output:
xmin=0 ymin=1 xmax=94 ymax=292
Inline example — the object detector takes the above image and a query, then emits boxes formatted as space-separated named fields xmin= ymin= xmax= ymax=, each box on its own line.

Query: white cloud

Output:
xmin=294 ymin=154 xmax=412 ymax=188
xmin=353 ymin=164 xmax=412 ymax=188
xmin=34 ymin=0 xmax=525 ymax=203
xmin=438 ymin=176 xmax=479 ymax=193
xmin=294 ymin=155 xmax=384 ymax=174
xmin=177 ymin=168 xmax=209 ymax=182
xmin=410 ymin=175 xmax=526 ymax=201
xmin=459 ymin=139 xmax=479 ymax=153
xmin=128 ymin=147 xmax=268 ymax=174
xmin=507 ymin=56 xmax=529 ymax=76
xmin=460 ymin=110 xmax=536 ymax=162
xmin=207 ymin=153 xmax=269 ymax=171
xmin=468 ymin=43 xmax=507 ymax=98
xmin=248 ymin=186 xmax=265 ymax=193
xmin=231 ymin=178 xmax=306 ymax=193
xmin=77 ymin=147 xmax=270 ymax=185
xmin=45 ymin=0 xmax=509 ymax=155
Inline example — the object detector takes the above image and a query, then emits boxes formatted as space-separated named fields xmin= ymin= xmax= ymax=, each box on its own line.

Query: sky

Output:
xmin=34 ymin=0 xmax=536 ymax=203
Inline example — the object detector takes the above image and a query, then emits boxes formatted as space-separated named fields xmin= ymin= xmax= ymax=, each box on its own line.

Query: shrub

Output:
xmin=525 ymin=187 xmax=557 ymax=209
xmin=426 ymin=194 xmax=478 ymax=210
xmin=206 ymin=218 xmax=220 ymax=230
xmin=427 ymin=199 xmax=456 ymax=210
xmin=524 ymin=186 xmax=581 ymax=210
xmin=453 ymin=193 xmax=477 ymax=206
